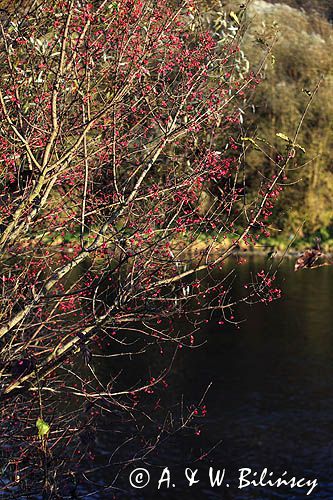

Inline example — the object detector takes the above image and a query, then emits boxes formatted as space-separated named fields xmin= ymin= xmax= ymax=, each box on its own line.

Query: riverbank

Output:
xmin=18 ymin=230 xmax=333 ymax=259
xmin=181 ymin=232 xmax=333 ymax=258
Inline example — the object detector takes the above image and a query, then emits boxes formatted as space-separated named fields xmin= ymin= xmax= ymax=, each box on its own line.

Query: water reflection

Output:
xmin=90 ymin=257 xmax=333 ymax=499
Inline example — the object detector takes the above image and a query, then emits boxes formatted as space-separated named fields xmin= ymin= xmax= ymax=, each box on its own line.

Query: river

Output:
xmin=81 ymin=256 xmax=333 ymax=499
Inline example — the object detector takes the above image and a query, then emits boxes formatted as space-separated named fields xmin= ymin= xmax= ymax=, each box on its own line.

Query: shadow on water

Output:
xmin=87 ymin=257 xmax=333 ymax=499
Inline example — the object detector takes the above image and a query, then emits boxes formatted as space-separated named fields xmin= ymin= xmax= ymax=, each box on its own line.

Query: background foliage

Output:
xmin=202 ymin=0 xmax=333 ymax=249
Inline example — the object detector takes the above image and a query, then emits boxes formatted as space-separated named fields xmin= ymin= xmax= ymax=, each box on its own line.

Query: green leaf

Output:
xmin=36 ymin=417 xmax=50 ymax=438
xmin=276 ymin=132 xmax=291 ymax=142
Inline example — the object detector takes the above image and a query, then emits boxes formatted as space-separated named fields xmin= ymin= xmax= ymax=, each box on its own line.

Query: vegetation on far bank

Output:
xmin=199 ymin=0 xmax=333 ymax=250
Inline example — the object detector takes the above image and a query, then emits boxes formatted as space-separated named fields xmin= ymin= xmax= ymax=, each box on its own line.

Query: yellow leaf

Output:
xmin=241 ymin=137 xmax=260 ymax=149
xmin=294 ymin=143 xmax=306 ymax=153
xmin=229 ymin=11 xmax=240 ymax=25
xmin=276 ymin=132 xmax=291 ymax=142
xmin=276 ymin=133 xmax=305 ymax=152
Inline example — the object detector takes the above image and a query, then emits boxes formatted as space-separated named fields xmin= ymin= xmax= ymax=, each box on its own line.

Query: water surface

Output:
xmin=89 ymin=257 xmax=333 ymax=499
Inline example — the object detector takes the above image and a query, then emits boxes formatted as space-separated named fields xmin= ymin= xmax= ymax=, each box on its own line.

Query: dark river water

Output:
xmin=84 ymin=256 xmax=333 ymax=500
